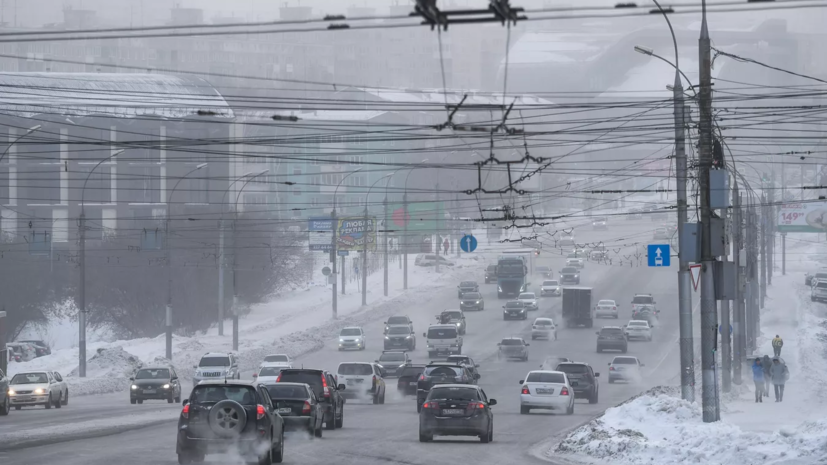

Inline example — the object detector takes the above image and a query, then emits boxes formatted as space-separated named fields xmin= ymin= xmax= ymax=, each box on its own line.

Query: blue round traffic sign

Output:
xmin=460 ymin=234 xmax=478 ymax=253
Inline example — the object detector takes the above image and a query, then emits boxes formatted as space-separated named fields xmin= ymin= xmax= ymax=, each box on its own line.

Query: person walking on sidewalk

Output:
xmin=752 ymin=358 xmax=764 ymax=402
xmin=772 ymin=335 xmax=784 ymax=357
xmin=762 ymin=354 xmax=772 ymax=397
xmin=770 ymin=357 xmax=790 ymax=402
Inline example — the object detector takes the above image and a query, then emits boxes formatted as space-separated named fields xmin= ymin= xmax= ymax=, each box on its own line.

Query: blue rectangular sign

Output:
xmin=647 ymin=244 xmax=670 ymax=267
xmin=308 ymin=218 xmax=333 ymax=231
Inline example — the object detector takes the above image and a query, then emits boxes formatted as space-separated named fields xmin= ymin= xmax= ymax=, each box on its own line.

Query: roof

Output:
xmin=196 ymin=379 xmax=255 ymax=386
xmin=351 ymin=87 xmax=554 ymax=108
xmin=0 ymin=73 xmax=233 ymax=119
xmin=429 ymin=383 xmax=480 ymax=389
xmin=202 ymin=352 xmax=233 ymax=356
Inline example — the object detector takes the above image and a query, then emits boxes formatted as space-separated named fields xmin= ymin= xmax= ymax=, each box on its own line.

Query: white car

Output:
xmin=565 ymin=257 xmax=584 ymax=269
xmin=608 ymin=356 xmax=644 ymax=383
xmin=540 ymin=280 xmax=561 ymax=297
xmin=559 ymin=235 xmax=575 ymax=247
xmin=624 ymin=320 xmax=652 ymax=341
xmin=8 ymin=371 xmax=68 ymax=409
xmin=414 ymin=254 xmax=454 ymax=267
xmin=519 ymin=370 xmax=574 ymax=415
xmin=338 ymin=326 xmax=366 ymax=351
xmin=192 ymin=352 xmax=240 ymax=387
xmin=336 ymin=362 xmax=386 ymax=404
xmin=531 ymin=318 xmax=557 ymax=341
xmin=260 ymin=354 xmax=291 ymax=368
xmin=812 ymin=280 xmax=827 ymax=302
xmin=253 ymin=363 xmax=289 ymax=383
xmin=595 ymin=299 xmax=619 ymax=319
xmin=518 ymin=292 xmax=539 ymax=311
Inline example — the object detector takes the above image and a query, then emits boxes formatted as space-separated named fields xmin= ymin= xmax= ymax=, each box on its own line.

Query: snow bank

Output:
xmin=551 ymin=387 xmax=827 ymax=465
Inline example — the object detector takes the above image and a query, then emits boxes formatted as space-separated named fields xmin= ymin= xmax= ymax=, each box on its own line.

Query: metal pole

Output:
xmin=698 ymin=1 xmax=719 ymax=422
xmin=341 ymin=256 xmax=346 ymax=294
xmin=781 ymin=232 xmax=786 ymax=275
xmin=733 ymin=187 xmax=743 ymax=385
xmin=383 ymin=194 xmax=389 ymax=297
xmin=760 ymin=196 xmax=767 ymax=308
xmin=768 ymin=171 xmax=774 ymax=285
xmin=331 ymin=206 xmax=338 ymax=318
xmin=435 ymin=180 xmax=441 ymax=273
xmin=720 ymin=201 xmax=731 ymax=393
xmin=218 ymin=220 xmax=224 ymax=335
xmin=403 ymin=191 xmax=408 ymax=290
xmin=362 ymin=202 xmax=368 ymax=306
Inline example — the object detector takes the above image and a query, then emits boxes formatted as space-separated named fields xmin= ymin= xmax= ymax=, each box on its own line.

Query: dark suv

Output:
xmin=176 ymin=380 xmax=284 ymax=464
xmin=555 ymin=362 xmax=599 ymax=404
xmin=0 ymin=368 xmax=9 ymax=415
xmin=276 ymin=368 xmax=344 ymax=430
xmin=596 ymin=326 xmax=628 ymax=353
xmin=416 ymin=362 xmax=478 ymax=413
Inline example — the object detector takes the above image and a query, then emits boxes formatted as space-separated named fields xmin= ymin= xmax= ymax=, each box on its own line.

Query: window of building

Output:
xmin=78 ymin=164 xmax=111 ymax=204
xmin=128 ymin=165 xmax=161 ymax=203
xmin=293 ymin=185 xmax=301 ymax=196
xmin=23 ymin=163 xmax=60 ymax=205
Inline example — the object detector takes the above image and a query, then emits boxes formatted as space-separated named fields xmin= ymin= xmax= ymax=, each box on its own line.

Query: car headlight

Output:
xmin=34 ymin=388 xmax=45 ymax=395
xmin=405 ymin=335 xmax=412 ymax=339
xmin=7 ymin=389 xmax=15 ymax=396
xmin=339 ymin=338 xmax=345 ymax=343
xmin=476 ymin=301 xmax=480 ymax=304
xmin=498 ymin=286 xmax=502 ymax=292
xmin=163 ymin=384 xmax=171 ymax=389
xmin=385 ymin=336 xmax=390 ymax=340
xmin=131 ymin=385 xmax=138 ymax=390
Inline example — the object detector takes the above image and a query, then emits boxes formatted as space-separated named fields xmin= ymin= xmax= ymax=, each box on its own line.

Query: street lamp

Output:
xmin=164 ymin=162 xmax=207 ymax=360
xmin=332 ymin=167 xmax=363 ymax=311
xmin=362 ymin=173 xmax=392 ymax=306
xmin=403 ymin=159 xmax=429 ymax=289
xmin=78 ymin=148 xmax=124 ymax=377
xmin=0 ymin=125 xmax=41 ymax=164
xmin=383 ymin=166 xmax=408 ymax=297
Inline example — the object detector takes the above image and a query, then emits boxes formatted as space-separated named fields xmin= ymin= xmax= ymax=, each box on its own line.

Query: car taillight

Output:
xmin=419 ymin=374 xmax=425 ymax=381
xmin=560 ymin=387 xmax=570 ymax=396
xmin=467 ymin=402 xmax=485 ymax=410
xmin=322 ymin=375 xmax=330 ymax=398
xmin=422 ymin=401 xmax=439 ymax=409
xmin=521 ymin=386 xmax=530 ymax=395
xmin=181 ymin=404 xmax=190 ymax=419
xmin=276 ymin=373 xmax=282 ymax=383
xmin=302 ymin=401 xmax=311 ymax=414
xmin=372 ymin=375 xmax=376 ymax=385
xmin=613 ymin=307 xmax=616 ymax=310
xmin=610 ymin=366 xmax=615 ymax=371
xmin=257 ymin=404 xmax=265 ymax=420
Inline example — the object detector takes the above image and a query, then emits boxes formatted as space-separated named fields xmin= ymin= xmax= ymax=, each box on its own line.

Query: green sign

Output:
xmin=386 ymin=202 xmax=445 ymax=232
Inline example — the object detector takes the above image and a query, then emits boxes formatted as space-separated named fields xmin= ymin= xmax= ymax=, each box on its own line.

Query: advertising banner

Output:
xmin=337 ymin=217 xmax=377 ymax=251
xmin=777 ymin=202 xmax=827 ymax=233
xmin=387 ymin=202 xmax=445 ymax=233
xmin=307 ymin=217 xmax=333 ymax=251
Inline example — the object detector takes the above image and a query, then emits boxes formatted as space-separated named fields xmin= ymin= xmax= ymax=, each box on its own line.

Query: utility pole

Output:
xmin=403 ymin=190 xmax=409 ymax=290
xmin=78 ymin=209 xmax=87 ymax=377
xmin=768 ymin=171 xmax=775 ymax=285
xmin=720 ymin=200 xmax=731 ymax=393
xmin=218 ymin=219 xmax=225 ymax=336
xmin=698 ymin=0 xmax=719 ymax=422
xmin=733 ymin=187 xmax=743 ymax=385
xmin=362 ymin=203 xmax=368 ymax=306
xmin=331 ymin=204 xmax=338 ymax=319
xmin=383 ymin=194 xmax=389 ymax=297
xmin=781 ymin=233 xmax=786 ymax=275
xmin=435 ymin=181 xmax=441 ymax=273
xmin=232 ymin=212 xmax=239 ymax=351
xmin=760 ymin=195 xmax=767 ymax=309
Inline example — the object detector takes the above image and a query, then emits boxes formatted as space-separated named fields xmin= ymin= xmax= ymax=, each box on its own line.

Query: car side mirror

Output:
xmin=182 ymin=399 xmax=189 ymax=406
xmin=171 ymin=376 xmax=178 ymax=381
xmin=423 ymin=332 xmax=427 ymax=337
xmin=595 ymin=331 xmax=600 ymax=335
xmin=608 ymin=362 xmax=611 ymax=366
xmin=594 ymin=373 xmax=600 ymax=377
xmin=374 ymin=360 xmax=379 ymax=363
xmin=474 ymin=373 xmax=480 ymax=380
xmin=337 ymin=384 xmax=346 ymax=391
xmin=252 ymin=373 xmax=258 ymax=378
xmin=488 ymin=399 xmax=497 ymax=406
xmin=525 ymin=343 xmax=530 ymax=346
xmin=519 ymin=379 xmax=524 ymax=384
xmin=475 ymin=364 xmax=480 ymax=368
xmin=129 ymin=377 xmax=134 ymax=381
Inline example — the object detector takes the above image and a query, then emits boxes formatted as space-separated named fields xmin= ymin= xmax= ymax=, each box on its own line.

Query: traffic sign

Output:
xmin=321 ymin=266 xmax=332 ymax=276
xmin=460 ymin=234 xmax=478 ymax=253
xmin=647 ymin=244 xmax=670 ymax=267
xmin=690 ymin=264 xmax=701 ymax=291
xmin=337 ymin=250 xmax=349 ymax=256
xmin=719 ymin=324 xmax=732 ymax=335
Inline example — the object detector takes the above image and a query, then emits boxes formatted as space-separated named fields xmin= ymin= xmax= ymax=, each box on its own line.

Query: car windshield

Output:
xmin=199 ymin=356 xmax=230 ymax=367
xmin=424 ymin=366 xmax=463 ymax=377
xmin=526 ymin=372 xmax=566 ymax=383
xmin=598 ymin=300 xmax=615 ymax=306
xmin=379 ymin=353 xmax=406 ymax=363
xmin=632 ymin=296 xmax=653 ymax=304
xmin=505 ymin=302 xmax=523 ymax=308
xmin=400 ymin=366 xmax=425 ymax=377
xmin=387 ymin=317 xmax=408 ymax=325
xmin=543 ymin=281 xmax=558 ymax=286
xmin=600 ymin=328 xmax=624 ymax=336
xmin=594 ymin=217 xmax=606 ymax=222
xmin=427 ymin=387 xmax=480 ymax=401
xmin=337 ymin=363 xmax=373 ymax=376
xmin=427 ymin=327 xmax=458 ymax=339
xmin=498 ymin=260 xmax=524 ymax=274
xmin=264 ymin=384 xmax=307 ymax=399
xmin=443 ymin=312 xmax=462 ymax=319
xmin=567 ymin=253 xmax=577 ymax=258
xmin=500 ymin=339 xmax=523 ymax=346
xmin=462 ymin=292 xmax=481 ymax=299
xmin=534 ymin=319 xmax=553 ymax=326
xmin=258 ymin=366 xmax=285 ymax=377
xmin=613 ymin=357 xmax=638 ymax=365
xmin=263 ymin=355 xmax=289 ymax=363
xmin=387 ymin=326 xmax=410 ymax=335
xmin=518 ymin=293 xmax=535 ymax=299
xmin=135 ymin=368 xmax=170 ymax=379
xmin=340 ymin=328 xmax=362 ymax=336
xmin=11 ymin=373 xmax=48 ymax=384
xmin=191 ymin=385 xmax=256 ymax=405
xmin=628 ymin=321 xmax=648 ymax=327
xmin=556 ymin=364 xmax=590 ymax=374
xmin=561 ymin=268 xmax=577 ymax=273
xmin=817 ymin=282 xmax=827 ymax=289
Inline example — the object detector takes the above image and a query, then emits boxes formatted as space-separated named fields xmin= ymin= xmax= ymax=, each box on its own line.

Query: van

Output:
xmin=423 ymin=324 xmax=462 ymax=357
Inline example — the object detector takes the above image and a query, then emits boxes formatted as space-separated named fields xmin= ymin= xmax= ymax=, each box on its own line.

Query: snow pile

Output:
xmin=552 ymin=387 xmax=827 ymax=465
xmin=65 ymin=346 xmax=145 ymax=396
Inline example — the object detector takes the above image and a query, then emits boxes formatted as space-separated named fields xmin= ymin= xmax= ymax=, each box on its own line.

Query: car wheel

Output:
xmin=257 ymin=436 xmax=272 ymax=465
xmin=589 ymin=389 xmax=598 ymax=404
xmin=175 ymin=395 xmax=181 ymax=403
xmin=62 ymin=391 xmax=69 ymax=406
xmin=168 ymin=395 xmax=174 ymax=404
xmin=622 ymin=347 xmax=628 ymax=354
xmin=177 ymin=452 xmax=193 ymax=465
xmin=45 ymin=394 xmax=52 ymax=409
xmin=566 ymin=402 xmax=574 ymax=415
xmin=597 ymin=347 xmax=602 ymax=353
xmin=480 ymin=424 xmax=491 ymax=443
xmin=380 ymin=390 xmax=386 ymax=404
xmin=54 ymin=394 xmax=62 ymax=409
xmin=272 ymin=431 xmax=284 ymax=464
xmin=0 ymin=396 xmax=9 ymax=416
xmin=335 ymin=406 xmax=344 ymax=428
xmin=137 ymin=399 xmax=144 ymax=404
xmin=419 ymin=429 xmax=433 ymax=442
xmin=417 ymin=400 xmax=423 ymax=413
xmin=191 ymin=453 xmax=205 ymax=464
xmin=325 ymin=411 xmax=335 ymax=430
xmin=130 ymin=398 xmax=137 ymax=405
xmin=315 ymin=421 xmax=323 ymax=438
xmin=520 ymin=406 xmax=530 ymax=415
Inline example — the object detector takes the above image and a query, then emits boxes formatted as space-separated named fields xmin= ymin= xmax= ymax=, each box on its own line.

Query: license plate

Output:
xmin=570 ymin=381 xmax=579 ymax=386
xmin=346 ymin=379 xmax=353 ymax=385
xmin=16 ymin=396 xmax=31 ymax=401
xmin=536 ymin=388 xmax=554 ymax=394
xmin=278 ymin=407 xmax=292 ymax=414
xmin=442 ymin=409 xmax=463 ymax=415
xmin=409 ymin=382 xmax=417 ymax=386
xmin=144 ymin=389 xmax=156 ymax=394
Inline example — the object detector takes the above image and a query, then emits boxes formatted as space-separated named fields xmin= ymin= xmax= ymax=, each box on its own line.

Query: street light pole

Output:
xmin=332 ymin=168 xmax=362 ymax=318
xmin=403 ymin=160 xmax=428 ymax=290
xmin=79 ymin=148 xmax=124 ymax=377
xmin=363 ymin=174 xmax=391 ymax=306
xmin=165 ymin=163 xmax=207 ymax=360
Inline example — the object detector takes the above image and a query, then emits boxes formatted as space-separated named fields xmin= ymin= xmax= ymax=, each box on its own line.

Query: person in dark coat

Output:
xmin=752 ymin=358 xmax=764 ymax=402
xmin=769 ymin=357 xmax=789 ymax=402
xmin=762 ymin=355 xmax=772 ymax=397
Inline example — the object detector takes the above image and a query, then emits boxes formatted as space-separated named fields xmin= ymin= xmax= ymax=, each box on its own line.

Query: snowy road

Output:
xmin=2 ymin=220 xmax=684 ymax=465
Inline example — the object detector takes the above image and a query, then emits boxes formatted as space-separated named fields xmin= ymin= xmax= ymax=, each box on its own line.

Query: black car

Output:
xmin=176 ymin=381 xmax=284 ymax=464
xmin=384 ymin=315 xmax=414 ymax=334
xmin=446 ymin=355 xmax=481 ymax=380
xmin=560 ymin=267 xmax=580 ymax=284
xmin=416 ymin=363 xmax=478 ymax=413
xmin=376 ymin=351 xmax=410 ymax=377
xmin=276 ymin=368 xmax=344 ymax=430
xmin=596 ymin=326 xmax=628 ymax=353
xmin=18 ymin=340 xmax=50 ymax=357
xmin=484 ymin=264 xmax=497 ymax=284
xmin=502 ymin=301 xmax=527 ymax=320
xmin=384 ymin=325 xmax=416 ymax=351
xmin=418 ymin=384 xmax=496 ymax=443
xmin=460 ymin=292 xmax=484 ymax=311
xmin=457 ymin=281 xmax=479 ymax=298
xmin=631 ymin=309 xmax=658 ymax=328
xmin=130 ymin=366 xmax=182 ymax=404
xmin=0 ymin=368 xmax=9 ymax=416
xmin=397 ymin=365 xmax=425 ymax=396
xmin=555 ymin=362 xmax=599 ymax=404
xmin=262 ymin=382 xmax=323 ymax=438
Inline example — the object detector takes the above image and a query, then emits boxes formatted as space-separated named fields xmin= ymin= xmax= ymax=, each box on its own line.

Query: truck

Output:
xmin=562 ymin=287 xmax=594 ymax=328
xmin=497 ymin=252 xmax=529 ymax=299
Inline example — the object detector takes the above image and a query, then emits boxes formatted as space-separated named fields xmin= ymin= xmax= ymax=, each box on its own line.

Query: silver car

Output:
xmin=497 ymin=337 xmax=530 ymax=361
xmin=517 ymin=292 xmax=539 ymax=311
xmin=8 ymin=371 xmax=68 ymax=409
xmin=192 ymin=352 xmax=240 ymax=387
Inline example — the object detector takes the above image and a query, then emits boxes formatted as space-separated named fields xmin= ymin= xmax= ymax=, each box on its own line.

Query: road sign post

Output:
xmin=647 ymin=244 xmax=671 ymax=267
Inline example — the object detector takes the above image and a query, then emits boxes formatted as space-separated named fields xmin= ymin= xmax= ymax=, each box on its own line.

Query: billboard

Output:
xmin=308 ymin=217 xmax=333 ymax=251
xmin=777 ymin=202 xmax=827 ymax=233
xmin=336 ymin=217 xmax=377 ymax=251
xmin=387 ymin=202 xmax=445 ymax=233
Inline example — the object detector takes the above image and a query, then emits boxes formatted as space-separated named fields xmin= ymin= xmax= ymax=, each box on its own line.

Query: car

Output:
xmin=555 ymin=362 xmax=599 ymax=404
xmin=608 ymin=356 xmax=644 ymax=384
xmin=254 ymin=364 xmax=289 ymax=384
xmin=6 ymin=342 xmax=36 ymax=363
xmin=519 ymin=370 xmax=574 ymax=415
xmin=497 ymin=337 xmax=530 ymax=361
xmin=566 ymin=257 xmax=584 ymax=269
xmin=18 ymin=340 xmax=51 ymax=357
xmin=336 ymin=362 xmax=386 ymax=404
xmin=8 ymin=371 xmax=66 ymax=409
xmin=176 ymin=380 xmax=285 ymax=464
xmin=416 ymin=362 xmax=478 ymax=412
xmin=436 ymin=309 xmax=466 ymax=335
xmin=376 ymin=351 xmax=410 ymax=377
xmin=502 ymin=300 xmax=528 ymax=320
xmin=261 ymin=382 xmax=324 ymax=438
xmin=595 ymin=299 xmax=619 ymax=319
xmin=560 ymin=267 xmax=580 ymax=284
xmin=424 ymin=324 xmax=463 ymax=357
xmin=559 ymin=235 xmax=575 ymax=247
xmin=338 ymin=326 xmax=366 ymax=350
xmin=0 ymin=368 xmax=9 ymax=415
xmin=590 ymin=249 xmax=607 ymax=261
xmin=531 ymin=317 xmax=557 ymax=340
xmin=540 ymin=279 xmax=561 ymax=297
xmin=415 ymin=254 xmax=455 ymax=267
xmin=806 ymin=270 xmax=827 ymax=286
xmin=446 ymin=355 xmax=481 ymax=381
xmin=631 ymin=293 xmax=657 ymax=314
xmin=457 ymin=281 xmax=479 ymax=298
xmin=535 ymin=265 xmax=553 ymax=278
xmin=813 ymin=280 xmax=827 ymax=302
xmin=192 ymin=352 xmax=240 ymax=387
xmin=418 ymin=384 xmax=496 ymax=443
xmin=653 ymin=227 xmax=670 ymax=240
xmin=397 ymin=364 xmax=426 ymax=396
xmin=592 ymin=216 xmax=608 ymax=230
xmin=484 ymin=264 xmax=497 ymax=283
xmin=624 ymin=320 xmax=653 ymax=341
xmin=517 ymin=292 xmax=539 ymax=311
xmin=632 ymin=307 xmax=658 ymax=327
xmin=276 ymin=368 xmax=344 ymax=430
xmin=384 ymin=324 xmax=416 ymax=350
xmin=596 ymin=326 xmax=628 ymax=353
xmin=460 ymin=292 xmax=485 ymax=311
xmin=130 ymin=366 xmax=181 ymax=404
xmin=260 ymin=354 xmax=291 ymax=369
xmin=384 ymin=315 xmax=413 ymax=334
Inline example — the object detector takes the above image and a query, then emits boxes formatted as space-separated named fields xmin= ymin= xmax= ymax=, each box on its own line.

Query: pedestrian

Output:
xmin=772 ymin=335 xmax=784 ymax=357
xmin=769 ymin=357 xmax=789 ymax=402
xmin=762 ymin=354 xmax=772 ymax=397
xmin=752 ymin=358 xmax=764 ymax=403
xmin=443 ymin=238 xmax=449 ymax=255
